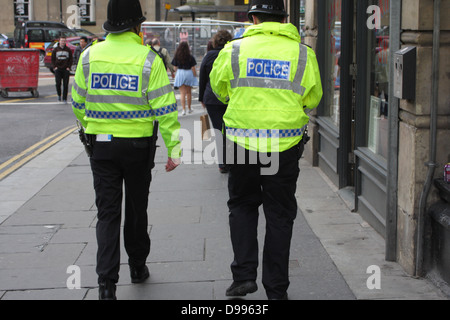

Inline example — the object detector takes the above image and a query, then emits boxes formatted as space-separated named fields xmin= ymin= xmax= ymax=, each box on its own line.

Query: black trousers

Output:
xmin=54 ymin=68 xmax=70 ymax=100
xmin=227 ymin=142 xmax=302 ymax=299
xmin=89 ymin=136 xmax=152 ymax=284
xmin=205 ymin=104 xmax=227 ymax=169
xmin=205 ymin=104 xmax=226 ymax=132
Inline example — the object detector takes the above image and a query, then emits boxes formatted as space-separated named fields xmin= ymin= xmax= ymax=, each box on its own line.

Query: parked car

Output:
xmin=44 ymin=36 xmax=87 ymax=74
xmin=70 ymin=28 xmax=96 ymax=38
xmin=0 ymin=33 xmax=14 ymax=48
xmin=14 ymin=21 xmax=77 ymax=63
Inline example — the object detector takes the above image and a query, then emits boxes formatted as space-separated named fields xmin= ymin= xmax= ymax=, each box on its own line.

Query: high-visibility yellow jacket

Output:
xmin=210 ymin=22 xmax=323 ymax=153
xmin=72 ymin=31 xmax=181 ymax=158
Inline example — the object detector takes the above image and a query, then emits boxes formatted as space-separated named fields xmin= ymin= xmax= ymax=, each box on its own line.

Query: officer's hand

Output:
xmin=165 ymin=157 xmax=181 ymax=172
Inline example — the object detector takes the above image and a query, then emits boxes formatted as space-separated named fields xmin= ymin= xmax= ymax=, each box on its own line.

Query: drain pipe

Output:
xmin=416 ymin=0 xmax=440 ymax=277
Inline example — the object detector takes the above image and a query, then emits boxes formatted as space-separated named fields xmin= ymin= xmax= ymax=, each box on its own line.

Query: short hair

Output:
xmin=151 ymin=38 xmax=160 ymax=46
xmin=206 ymin=39 xmax=214 ymax=52
xmin=80 ymin=36 xmax=88 ymax=42
xmin=212 ymin=30 xmax=232 ymax=48
xmin=251 ymin=12 xmax=285 ymax=23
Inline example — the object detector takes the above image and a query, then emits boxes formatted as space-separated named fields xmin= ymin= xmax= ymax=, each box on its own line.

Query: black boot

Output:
xmin=226 ymin=280 xmax=258 ymax=296
xmin=98 ymin=279 xmax=117 ymax=300
xmin=130 ymin=265 xmax=150 ymax=284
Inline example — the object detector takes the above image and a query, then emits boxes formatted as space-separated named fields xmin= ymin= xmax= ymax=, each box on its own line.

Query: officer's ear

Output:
xmin=252 ymin=15 xmax=261 ymax=25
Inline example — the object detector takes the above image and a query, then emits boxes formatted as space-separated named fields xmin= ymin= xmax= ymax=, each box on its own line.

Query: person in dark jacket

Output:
xmin=51 ymin=36 xmax=73 ymax=103
xmin=199 ymin=30 xmax=233 ymax=173
xmin=73 ymin=36 xmax=88 ymax=67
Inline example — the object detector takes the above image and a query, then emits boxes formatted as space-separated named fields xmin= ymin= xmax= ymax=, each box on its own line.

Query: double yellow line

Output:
xmin=0 ymin=125 xmax=76 ymax=181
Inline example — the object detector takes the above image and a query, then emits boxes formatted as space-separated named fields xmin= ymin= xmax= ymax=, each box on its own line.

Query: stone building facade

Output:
xmin=302 ymin=0 xmax=450 ymax=285
xmin=1 ymin=0 xmax=246 ymax=34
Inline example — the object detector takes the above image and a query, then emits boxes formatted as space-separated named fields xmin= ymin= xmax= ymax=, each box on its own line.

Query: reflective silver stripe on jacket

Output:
xmin=86 ymin=94 xmax=146 ymax=105
xmin=147 ymin=84 xmax=172 ymax=101
xmin=230 ymin=41 xmax=307 ymax=95
xmin=72 ymin=81 xmax=87 ymax=97
xmin=231 ymin=39 xmax=243 ymax=82
xmin=141 ymin=50 xmax=157 ymax=102
xmin=82 ymin=47 xmax=91 ymax=90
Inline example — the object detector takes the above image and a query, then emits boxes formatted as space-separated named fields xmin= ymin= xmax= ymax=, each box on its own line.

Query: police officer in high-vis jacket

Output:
xmin=210 ymin=0 xmax=323 ymax=300
xmin=72 ymin=0 xmax=181 ymax=300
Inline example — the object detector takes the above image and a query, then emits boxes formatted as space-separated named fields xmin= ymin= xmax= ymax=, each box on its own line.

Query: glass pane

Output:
xmin=28 ymin=29 xmax=44 ymax=42
xmin=46 ymin=30 xmax=61 ymax=41
xmin=78 ymin=0 xmax=92 ymax=23
xmin=366 ymin=0 xmax=390 ymax=159
xmin=300 ymin=0 xmax=306 ymax=43
xmin=325 ymin=0 xmax=342 ymax=127
xmin=14 ymin=0 xmax=30 ymax=23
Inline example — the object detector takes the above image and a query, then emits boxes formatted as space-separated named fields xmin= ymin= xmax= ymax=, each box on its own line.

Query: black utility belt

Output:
xmin=87 ymin=134 xmax=151 ymax=143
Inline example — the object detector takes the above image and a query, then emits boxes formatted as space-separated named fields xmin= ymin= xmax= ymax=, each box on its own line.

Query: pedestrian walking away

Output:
xmin=51 ymin=36 xmax=73 ymax=103
xmin=71 ymin=0 xmax=182 ymax=300
xmin=199 ymin=30 xmax=233 ymax=174
xmin=172 ymin=41 xmax=198 ymax=116
xmin=147 ymin=37 xmax=176 ymax=79
xmin=210 ymin=0 xmax=323 ymax=300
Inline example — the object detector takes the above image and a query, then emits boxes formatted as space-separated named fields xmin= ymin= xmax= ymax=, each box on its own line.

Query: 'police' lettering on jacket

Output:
xmin=91 ymin=73 xmax=139 ymax=92
xmin=247 ymin=58 xmax=291 ymax=80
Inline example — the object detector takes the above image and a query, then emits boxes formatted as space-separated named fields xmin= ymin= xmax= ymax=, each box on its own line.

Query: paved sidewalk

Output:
xmin=0 ymin=94 xmax=448 ymax=300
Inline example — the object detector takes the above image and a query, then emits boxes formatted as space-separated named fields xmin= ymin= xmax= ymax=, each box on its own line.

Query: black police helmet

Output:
xmin=103 ymin=0 xmax=146 ymax=33
xmin=247 ymin=0 xmax=288 ymax=22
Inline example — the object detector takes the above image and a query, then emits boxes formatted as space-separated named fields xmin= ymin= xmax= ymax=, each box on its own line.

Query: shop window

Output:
xmin=78 ymin=0 xmax=96 ymax=26
xmin=366 ymin=0 xmax=389 ymax=159
xmin=324 ymin=0 xmax=342 ymax=127
xmin=14 ymin=0 xmax=32 ymax=23
xmin=299 ymin=0 xmax=306 ymax=43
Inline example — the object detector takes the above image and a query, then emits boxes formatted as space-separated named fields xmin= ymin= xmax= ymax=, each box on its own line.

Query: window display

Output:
xmin=325 ymin=0 xmax=342 ymax=127
xmin=366 ymin=0 xmax=390 ymax=159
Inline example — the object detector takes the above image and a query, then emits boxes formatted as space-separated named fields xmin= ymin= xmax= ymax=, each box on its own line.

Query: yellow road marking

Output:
xmin=0 ymin=93 xmax=69 ymax=104
xmin=0 ymin=126 xmax=72 ymax=171
xmin=0 ymin=125 xmax=76 ymax=180
xmin=0 ymin=97 xmax=34 ymax=104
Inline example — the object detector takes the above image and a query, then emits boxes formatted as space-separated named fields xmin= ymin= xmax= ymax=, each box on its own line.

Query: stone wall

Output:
xmin=302 ymin=0 xmax=319 ymax=166
xmin=397 ymin=0 xmax=450 ymax=274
